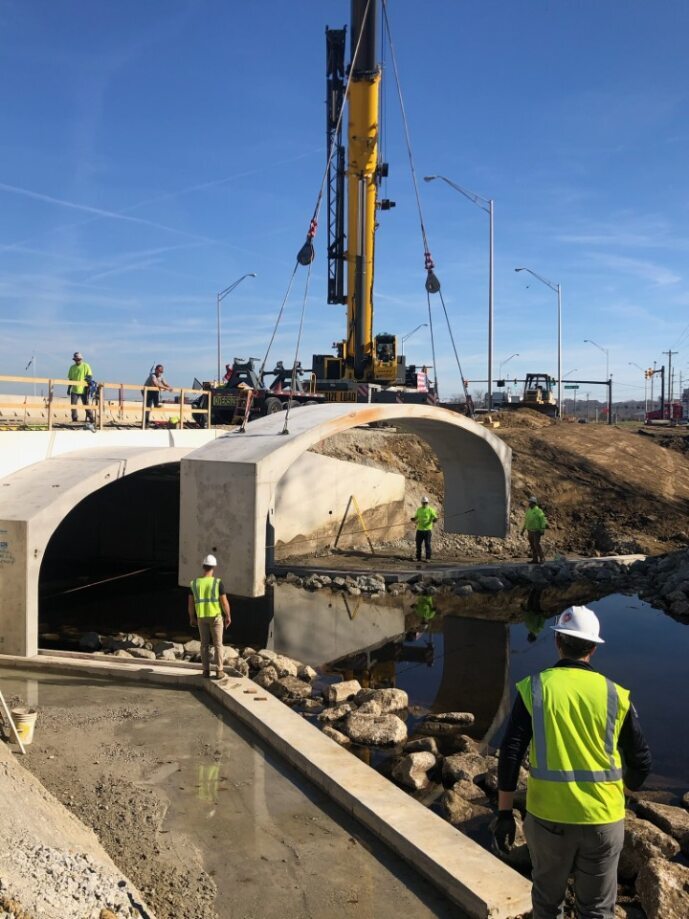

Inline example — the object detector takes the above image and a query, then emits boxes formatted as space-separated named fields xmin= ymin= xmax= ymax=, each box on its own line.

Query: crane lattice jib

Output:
xmin=326 ymin=27 xmax=347 ymax=307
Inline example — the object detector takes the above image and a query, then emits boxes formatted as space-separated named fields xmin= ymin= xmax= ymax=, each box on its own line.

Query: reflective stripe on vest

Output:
xmin=530 ymin=673 xmax=623 ymax=783
xmin=190 ymin=577 xmax=221 ymax=618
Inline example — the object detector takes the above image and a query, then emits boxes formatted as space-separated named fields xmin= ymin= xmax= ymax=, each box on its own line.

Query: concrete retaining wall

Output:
xmin=274 ymin=452 xmax=405 ymax=556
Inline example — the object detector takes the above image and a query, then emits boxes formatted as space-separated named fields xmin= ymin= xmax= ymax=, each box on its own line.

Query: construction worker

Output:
xmin=67 ymin=352 xmax=95 ymax=424
xmin=494 ymin=605 xmax=651 ymax=919
xmin=143 ymin=363 xmax=173 ymax=427
xmin=188 ymin=554 xmax=231 ymax=679
xmin=522 ymin=495 xmax=547 ymax=563
xmin=411 ymin=495 xmax=438 ymax=562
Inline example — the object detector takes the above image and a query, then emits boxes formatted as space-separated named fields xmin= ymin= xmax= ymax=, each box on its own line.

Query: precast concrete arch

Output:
xmin=0 ymin=445 xmax=196 ymax=656
xmin=179 ymin=403 xmax=512 ymax=598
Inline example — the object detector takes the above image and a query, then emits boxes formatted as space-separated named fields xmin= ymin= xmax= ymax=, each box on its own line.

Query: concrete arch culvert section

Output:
xmin=179 ymin=403 xmax=512 ymax=598
xmin=0 ymin=444 xmax=198 ymax=657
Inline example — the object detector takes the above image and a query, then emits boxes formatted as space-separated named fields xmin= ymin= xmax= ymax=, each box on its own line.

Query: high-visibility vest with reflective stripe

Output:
xmin=190 ymin=576 xmax=222 ymax=619
xmin=517 ymin=667 xmax=630 ymax=825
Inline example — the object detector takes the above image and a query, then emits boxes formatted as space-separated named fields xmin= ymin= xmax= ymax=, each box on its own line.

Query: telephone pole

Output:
xmin=663 ymin=350 xmax=678 ymax=407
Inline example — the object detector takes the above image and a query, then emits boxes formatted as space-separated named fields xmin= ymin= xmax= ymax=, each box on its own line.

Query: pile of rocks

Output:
xmin=268 ymin=556 xmax=639 ymax=599
xmin=636 ymin=548 xmax=689 ymax=621
xmin=80 ymin=632 xmax=244 ymax=667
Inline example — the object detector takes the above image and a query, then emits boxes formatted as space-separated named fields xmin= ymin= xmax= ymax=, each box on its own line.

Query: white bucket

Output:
xmin=11 ymin=707 xmax=38 ymax=745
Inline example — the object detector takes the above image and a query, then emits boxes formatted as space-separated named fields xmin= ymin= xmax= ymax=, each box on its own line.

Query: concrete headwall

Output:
xmin=180 ymin=403 xmax=512 ymax=598
xmin=274 ymin=452 xmax=405 ymax=557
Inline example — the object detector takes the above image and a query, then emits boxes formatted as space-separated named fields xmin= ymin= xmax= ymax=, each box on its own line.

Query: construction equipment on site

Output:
xmin=309 ymin=0 xmax=436 ymax=405
xmin=193 ymin=359 xmax=324 ymax=426
xmin=501 ymin=373 xmax=558 ymax=417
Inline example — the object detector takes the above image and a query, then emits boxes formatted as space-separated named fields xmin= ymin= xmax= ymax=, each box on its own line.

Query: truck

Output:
xmin=193 ymin=359 xmax=323 ymax=426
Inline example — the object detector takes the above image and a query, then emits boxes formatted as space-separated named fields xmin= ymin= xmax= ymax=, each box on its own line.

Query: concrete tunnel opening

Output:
xmin=38 ymin=463 xmax=185 ymax=645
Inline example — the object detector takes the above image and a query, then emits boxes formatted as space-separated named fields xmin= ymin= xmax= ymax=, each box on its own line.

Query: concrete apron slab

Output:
xmin=0 ymin=652 xmax=532 ymax=918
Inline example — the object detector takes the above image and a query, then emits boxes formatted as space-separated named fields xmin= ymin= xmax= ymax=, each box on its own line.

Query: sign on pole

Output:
xmin=564 ymin=384 xmax=580 ymax=390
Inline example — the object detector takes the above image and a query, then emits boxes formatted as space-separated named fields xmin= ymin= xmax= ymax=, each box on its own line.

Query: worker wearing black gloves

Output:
xmin=495 ymin=605 xmax=651 ymax=919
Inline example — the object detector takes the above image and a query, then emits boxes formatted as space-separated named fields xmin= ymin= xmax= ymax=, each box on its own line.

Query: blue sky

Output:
xmin=1 ymin=0 xmax=689 ymax=402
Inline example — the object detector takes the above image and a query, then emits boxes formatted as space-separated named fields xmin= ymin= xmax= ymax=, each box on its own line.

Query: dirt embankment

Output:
xmin=310 ymin=415 xmax=689 ymax=561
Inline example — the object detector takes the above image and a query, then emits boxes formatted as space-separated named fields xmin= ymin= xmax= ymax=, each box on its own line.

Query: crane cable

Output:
xmin=380 ymin=0 xmax=473 ymax=414
xmin=261 ymin=0 xmax=374 ymax=431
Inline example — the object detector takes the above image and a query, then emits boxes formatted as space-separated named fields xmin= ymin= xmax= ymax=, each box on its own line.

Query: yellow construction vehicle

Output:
xmin=311 ymin=1 xmax=433 ymax=403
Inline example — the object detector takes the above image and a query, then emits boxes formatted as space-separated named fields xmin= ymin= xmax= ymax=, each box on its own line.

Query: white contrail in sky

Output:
xmin=0 ymin=181 xmax=210 ymax=241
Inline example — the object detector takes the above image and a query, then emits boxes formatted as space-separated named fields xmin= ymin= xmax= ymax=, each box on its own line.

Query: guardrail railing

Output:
xmin=0 ymin=375 xmax=212 ymax=431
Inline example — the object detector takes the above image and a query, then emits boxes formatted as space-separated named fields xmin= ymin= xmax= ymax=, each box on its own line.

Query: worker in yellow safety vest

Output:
xmin=411 ymin=495 xmax=438 ymax=563
xmin=67 ymin=351 xmax=95 ymax=425
xmin=522 ymin=495 xmax=547 ymax=563
xmin=494 ymin=605 xmax=651 ymax=919
xmin=188 ymin=554 xmax=231 ymax=679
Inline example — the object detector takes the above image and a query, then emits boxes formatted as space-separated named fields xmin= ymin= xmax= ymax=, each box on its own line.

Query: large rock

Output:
xmin=324 ymin=680 xmax=362 ymax=704
xmin=253 ymin=665 xmax=279 ymax=688
xmin=298 ymin=664 xmax=318 ymax=682
xmin=128 ymin=648 xmax=156 ymax=660
xmin=636 ymin=800 xmax=689 ymax=855
xmin=682 ymin=791 xmax=689 ymax=811
xmin=271 ymin=654 xmax=300 ymax=678
xmin=441 ymin=788 xmax=492 ymax=829
xmin=184 ymin=639 xmax=201 ymax=657
xmin=318 ymin=703 xmax=355 ymax=724
xmin=404 ymin=737 xmax=439 ymax=756
xmin=79 ymin=632 xmax=101 ymax=652
xmin=222 ymin=646 xmax=239 ymax=663
xmin=269 ymin=676 xmax=312 ymax=702
xmin=447 ymin=778 xmax=488 ymax=803
xmin=152 ymin=639 xmax=175 ymax=655
xmin=322 ymin=725 xmax=351 ymax=747
xmin=618 ymin=815 xmax=680 ymax=881
xmin=226 ymin=656 xmax=249 ymax=677
xmin=416 ymin=712 xmax=475 ymax=736
xmin=157 ymin=649 xmax=177 ymax=661
xmin=443 ymin=752 xmax=489 ymax=784
xmin=342 ymin=712 xmax=407 ymax=746
xmin=391 ymin=752 xmax=436 ymax=791
xmin=636 ymin=857 xmax=689 ymax=919
xmin=357 ymin=700 xmax=383 ymax=716
xmin=354 ymin=688 xmax=408 ymax=712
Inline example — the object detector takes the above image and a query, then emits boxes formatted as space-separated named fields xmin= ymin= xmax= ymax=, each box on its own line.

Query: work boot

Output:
xmin=213 ymin=671 xmax=225 ymax=681
xmin=202 ymin=670 xmax=211 ymax=679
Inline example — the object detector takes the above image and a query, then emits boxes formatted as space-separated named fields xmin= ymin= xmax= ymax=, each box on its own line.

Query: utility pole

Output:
xmin=663 ymin=350 xmax=678 ymax=408
xmin=650 ymin=360 xmax=656 ymax=409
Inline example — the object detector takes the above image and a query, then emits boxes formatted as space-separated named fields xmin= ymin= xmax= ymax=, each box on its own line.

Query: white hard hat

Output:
xmin=528 ymin=495 xmax=538 ymax=504
xmin=202 ymin=554 xmax=217 ymax=567
xmin=73 ymin=351 xmax=83 ymax=360
xmin=551 ymin=605 xmax=605 ymax=644
xmin=421 ymin=495 xmax=429 ymax=504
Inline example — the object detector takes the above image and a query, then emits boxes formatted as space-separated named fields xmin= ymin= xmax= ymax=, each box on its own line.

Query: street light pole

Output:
xmin=425 ymin=175 xmax=494 ymax=409
xmin=401 ymin=322 xmax=428 ymax=358
xmin=629 ymin=362 xmax=648 ymax=416
xmin=216 ymin=273 xmax=256 ymax=381
xmin=584 ymin=338 xmax=609 ymax=382
xmin=514 ymin=267 xmax=562 ymax=416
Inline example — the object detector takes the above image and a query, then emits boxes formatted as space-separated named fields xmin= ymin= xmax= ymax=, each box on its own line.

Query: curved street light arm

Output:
xmin=514 ymin=266 xmax=558 ymax=294
xmin=424 ymin=175 xmax=490 ymax=213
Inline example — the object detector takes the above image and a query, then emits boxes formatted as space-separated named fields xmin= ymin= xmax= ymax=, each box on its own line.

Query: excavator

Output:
xmin=311 ymin=0 xmax=434 ymax=404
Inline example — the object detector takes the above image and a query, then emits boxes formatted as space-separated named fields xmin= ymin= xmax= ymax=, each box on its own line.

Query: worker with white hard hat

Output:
xmin=188 ymin=553 xmax=231 ymax=679
xmin=411 ymin=495 xmax=438 ymax=563
xmin=522 ymin=495 xmax=548 ymax=564
xmin=495 ymin=605 xmax=651 ymax=919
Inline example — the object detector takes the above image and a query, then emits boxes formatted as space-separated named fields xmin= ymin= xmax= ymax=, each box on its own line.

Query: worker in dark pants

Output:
xmin=493 ymin=605 xmax=651 ymax=919
xmin=67 ymin=351 xmax=95 ymax=424
xmin=188 ymin=554 xmax=231 ymax=679
xmin=522 ymin=495 xmax=547 ymax=563
xmin=411 ymin=495 xmax=438 ymax=562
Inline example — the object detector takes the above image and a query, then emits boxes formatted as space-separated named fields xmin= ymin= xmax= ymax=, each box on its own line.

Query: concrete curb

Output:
xmin=0 ymin=653 xmax=532 ymax=918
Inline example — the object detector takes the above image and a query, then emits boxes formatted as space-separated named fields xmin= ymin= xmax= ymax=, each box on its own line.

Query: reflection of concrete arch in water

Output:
xmin=270 ymin=584 xmax=406 ymax=668
xmin=433 ymin=617 xmax=511 ymax=742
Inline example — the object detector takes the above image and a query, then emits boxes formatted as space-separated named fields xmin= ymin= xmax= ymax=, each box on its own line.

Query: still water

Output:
xmin=39 ymin=574 xmax=688 ymax=791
